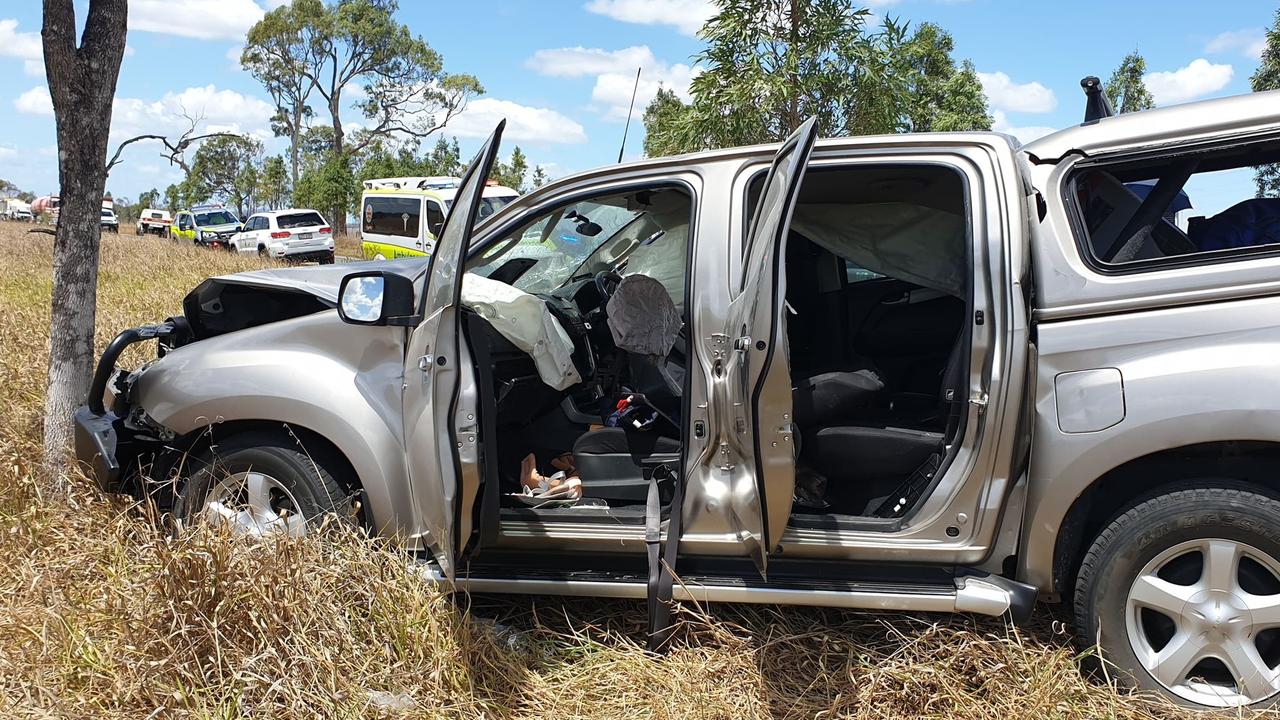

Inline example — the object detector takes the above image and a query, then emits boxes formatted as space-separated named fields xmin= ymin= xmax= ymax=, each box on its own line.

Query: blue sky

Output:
xmin=0 ymin=0 xmax=1276 ymax=207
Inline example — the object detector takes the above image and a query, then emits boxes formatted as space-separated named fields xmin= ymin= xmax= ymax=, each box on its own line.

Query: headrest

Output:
xmin=605 ymin=274 xmax=682 ymax=357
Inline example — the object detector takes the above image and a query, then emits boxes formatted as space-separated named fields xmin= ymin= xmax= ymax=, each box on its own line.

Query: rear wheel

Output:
xmin=1075 ymin=486 xmax=1280 ymax=709
xmin=174 ymin=431 xmax=353 ymax=536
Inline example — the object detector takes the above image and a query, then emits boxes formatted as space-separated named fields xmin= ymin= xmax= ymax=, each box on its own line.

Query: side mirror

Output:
xmin=337 ymin=270 xmax=419 ymax=326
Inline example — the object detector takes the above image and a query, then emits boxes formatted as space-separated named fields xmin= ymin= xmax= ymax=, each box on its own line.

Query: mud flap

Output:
xmin=645 ymin=463 xmax=684 ymax=653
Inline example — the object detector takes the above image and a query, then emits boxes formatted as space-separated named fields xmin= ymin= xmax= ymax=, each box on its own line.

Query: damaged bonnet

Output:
xmin=182 ymin=260 xmax=429 ymax=340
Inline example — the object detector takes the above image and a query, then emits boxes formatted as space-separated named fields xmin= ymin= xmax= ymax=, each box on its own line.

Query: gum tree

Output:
xmin=242 ymin=0 xmax=483 ymax=234
xmin=641 ymin=1 xmax=989 ymax=156
xmin=40 ymin=0 xmax=128 ymax=471
xmin=1253 ymin=10 xmax=1280 ymax=197
xmin=1106 ymin=51 xmax=1156 ymax=114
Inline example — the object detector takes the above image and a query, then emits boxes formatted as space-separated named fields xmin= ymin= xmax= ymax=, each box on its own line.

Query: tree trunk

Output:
xmin=41 ymin=0 xmax=128 ymax=477
xmin=289 ymin=101 xmax=302 ymax=196
xmin=329 ymin=93 xmax=348 ymax=237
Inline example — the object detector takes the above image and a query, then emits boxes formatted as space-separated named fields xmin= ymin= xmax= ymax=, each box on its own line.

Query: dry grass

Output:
xmin=0 ymin=221 xmax=1259 ymax=718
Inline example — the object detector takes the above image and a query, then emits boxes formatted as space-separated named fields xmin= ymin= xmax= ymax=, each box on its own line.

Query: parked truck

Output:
xmin=2 ymin=198 xmax=33 ymax=221
xmin=75 ymin=82 xmax=1280 ymax=709
xmin=135 ymin=208 xmax=172 ymax=237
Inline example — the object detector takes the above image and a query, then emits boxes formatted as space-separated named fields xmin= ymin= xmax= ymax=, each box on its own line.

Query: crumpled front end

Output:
xmin=73 ymin=319 xmax=191 ymax=493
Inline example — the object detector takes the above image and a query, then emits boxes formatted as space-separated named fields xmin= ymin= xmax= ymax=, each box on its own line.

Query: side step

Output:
xmin=418 ymin=564 xmax=1038 ymax=623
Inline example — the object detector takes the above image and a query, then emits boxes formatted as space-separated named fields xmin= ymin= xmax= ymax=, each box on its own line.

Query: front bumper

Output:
xmin=74 ymin=405 xmax=124 ymax=491
xmin=73 ymin=320 xmax=190 ymax=492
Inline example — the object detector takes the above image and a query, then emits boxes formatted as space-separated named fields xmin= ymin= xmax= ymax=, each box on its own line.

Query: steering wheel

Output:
xmin=593 ymin=270 xmax=624 ymax=307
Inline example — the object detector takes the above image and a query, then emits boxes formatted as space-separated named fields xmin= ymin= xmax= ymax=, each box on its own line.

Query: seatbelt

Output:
xmin=645 ymin=462 xmax=684 ymax=652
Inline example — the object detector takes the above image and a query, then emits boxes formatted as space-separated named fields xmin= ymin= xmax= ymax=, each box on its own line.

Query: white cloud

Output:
xmin=0 ymin=19 xmax=42 ymax=61
xmin=527 ymin=45 xmax=657 ymax=78
xmin=591 ymin=64 xmax=697 ymax=121
xmin=109 ymin=85 xmax=276 ymax=142
xmin=124 ymin=45 xmax=136 ymax=58
xmin=448 ymin=98 xmax=587 ymax=144
xmin=130 ymin=0 xmax=265 ymax=41
xmin=1145 ymin=58 xmax=1234 ymax=105
xmin=23 ymin=59 xmax=42 ymax=77
xmin=14 ymin=85 xmax=52 ymax=116
xmin=584 ymin=0 xmax=715 ymax=36
xmin=977 ymin=71 xmax=1057 ymax=113
xmin=1206 ymin=28 xmax=1267 ymax=60
xmin=226 ymin=45 xmax=244 ymax=70
xmin=0 ymin=145 xmax=17 ymax=161
xmin=992 ymin=110 xmax=1056 ymax=145
xmin=528 ymin=45 xmax=697 ymax=121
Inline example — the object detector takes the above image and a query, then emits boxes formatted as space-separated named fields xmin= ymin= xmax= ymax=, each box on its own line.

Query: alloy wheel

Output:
xmin=202 ymin=470 xmax=307 ymax=537
xmin=1125 ymin=537 xmax=1280 ymax=707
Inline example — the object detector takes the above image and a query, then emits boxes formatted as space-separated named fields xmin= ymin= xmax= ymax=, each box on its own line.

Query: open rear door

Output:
xmin=722 ymin=117 xmax=819 ymax=577
xmin=402 ymin=121 xmax=505 ymax=579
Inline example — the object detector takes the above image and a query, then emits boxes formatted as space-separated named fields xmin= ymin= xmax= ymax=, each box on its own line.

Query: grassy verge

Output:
xmin=0 ymin=221 xmax=1231 ymax=718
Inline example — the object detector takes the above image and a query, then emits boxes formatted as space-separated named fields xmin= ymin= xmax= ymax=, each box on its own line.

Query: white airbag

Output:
xmin=461 ymin=274 xmax=582 ymax=391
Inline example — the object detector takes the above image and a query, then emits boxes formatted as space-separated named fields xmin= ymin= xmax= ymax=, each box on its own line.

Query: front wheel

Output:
xmin=173 ymin=431 xmax=353 ymax=537
xmin=1075 ymin=485 xmax=1280 ymax=709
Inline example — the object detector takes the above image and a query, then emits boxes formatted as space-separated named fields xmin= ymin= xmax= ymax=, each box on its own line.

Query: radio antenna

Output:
xmin=618 ymin=66 xmax=642 ymax=163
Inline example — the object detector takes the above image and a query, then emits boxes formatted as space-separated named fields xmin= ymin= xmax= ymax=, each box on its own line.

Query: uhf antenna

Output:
xmin=618 ymin=66 xmax=642 ymax=163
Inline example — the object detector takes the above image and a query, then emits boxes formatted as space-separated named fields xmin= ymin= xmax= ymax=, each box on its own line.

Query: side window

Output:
xmin=245 ymin=217 xmax=259 ymax=231
xmin=362 ymin=196 xmax=420 ymax=238
xmin=1069 ymin=137 xmax=1280 ymax=270
xmin=844 ymin=260 xmax=885 ymax=284
xmin=425 ymin=200 xmax=446 ymax=237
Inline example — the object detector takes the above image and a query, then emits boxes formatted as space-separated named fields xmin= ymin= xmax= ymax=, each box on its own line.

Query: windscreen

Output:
xmin=195 ymin=210 xmax=237 ymax=225
xmin=467 ymin=197 xmax=643 ymax=294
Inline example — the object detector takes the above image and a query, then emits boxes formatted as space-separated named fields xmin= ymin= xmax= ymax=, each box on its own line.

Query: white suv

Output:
xmin=232 ymin=209 xmax=335 ymax=263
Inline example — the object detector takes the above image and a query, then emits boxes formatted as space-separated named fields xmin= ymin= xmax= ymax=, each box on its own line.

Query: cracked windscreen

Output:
xmin=467 ymin=195 xmax=645 ymax=294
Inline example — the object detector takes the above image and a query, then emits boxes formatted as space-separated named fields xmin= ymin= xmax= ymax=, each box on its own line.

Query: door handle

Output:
xmin=417 ymin=354 xmax=433 ymax=371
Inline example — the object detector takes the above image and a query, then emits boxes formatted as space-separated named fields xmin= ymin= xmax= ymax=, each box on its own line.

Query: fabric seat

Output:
xmin=801 ymin=336 xmax=964 ymax=484
xmin=573 ymin=275 xmax=685 ymax=503
xmin=573 ymin=428 xmax=681 ymax=502
xmin=792 ymin=369 xmax=885 ymax=428
xmin=805 ymin=425 xmax=942 ymax=482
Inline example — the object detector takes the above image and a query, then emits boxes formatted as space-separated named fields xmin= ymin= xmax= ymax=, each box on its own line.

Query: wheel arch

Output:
xmin=1032 ymin=440 xmax=1280 ymax=601
xmin=129 ymin=311 xmax=413 ymax=538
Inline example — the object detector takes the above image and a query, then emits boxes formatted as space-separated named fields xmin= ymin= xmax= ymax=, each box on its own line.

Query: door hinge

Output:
xmin=970 ymin=392 xmax=989 ymax=409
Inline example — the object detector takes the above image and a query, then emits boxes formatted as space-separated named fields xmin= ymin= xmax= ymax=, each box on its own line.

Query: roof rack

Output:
xmin=191 ymin=203 xmax=227 ymax=212
xmin=362 ymin=176 xmax=461 ymax=191
xmin=1081 ymin=76 xmax=1115 ymax=123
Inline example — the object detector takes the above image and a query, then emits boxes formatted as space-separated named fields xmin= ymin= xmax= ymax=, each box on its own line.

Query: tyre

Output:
xmin=173 ymin=430 xmax=353 ymax=537
xmin=1075 ymin=485 xmax=1280 ymax=709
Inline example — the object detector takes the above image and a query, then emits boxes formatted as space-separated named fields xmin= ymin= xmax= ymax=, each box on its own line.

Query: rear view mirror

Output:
xmin=337 ymin=271 xmax=419 ymax=326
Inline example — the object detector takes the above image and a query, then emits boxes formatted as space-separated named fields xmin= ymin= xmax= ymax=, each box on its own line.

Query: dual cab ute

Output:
xmin=75 ymin=85 xmax=1280 ymax=709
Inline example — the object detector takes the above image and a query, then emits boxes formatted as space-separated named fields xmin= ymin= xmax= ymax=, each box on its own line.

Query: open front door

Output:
xmin=722 ymin=118 xmax=819 ymax=577
xmin=402 ymin=122 xmax=505 ymax=579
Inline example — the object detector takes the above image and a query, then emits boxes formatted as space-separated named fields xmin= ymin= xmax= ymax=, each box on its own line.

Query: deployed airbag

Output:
xmin=461 ymin=273 xmax=582 ymax=391
xmin=606 ymin=274 xmax=682 ymax=357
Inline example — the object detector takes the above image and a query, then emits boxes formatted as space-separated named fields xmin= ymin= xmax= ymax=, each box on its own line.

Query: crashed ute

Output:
xmin=76 ymin=84 xmax=1280 ymax=708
